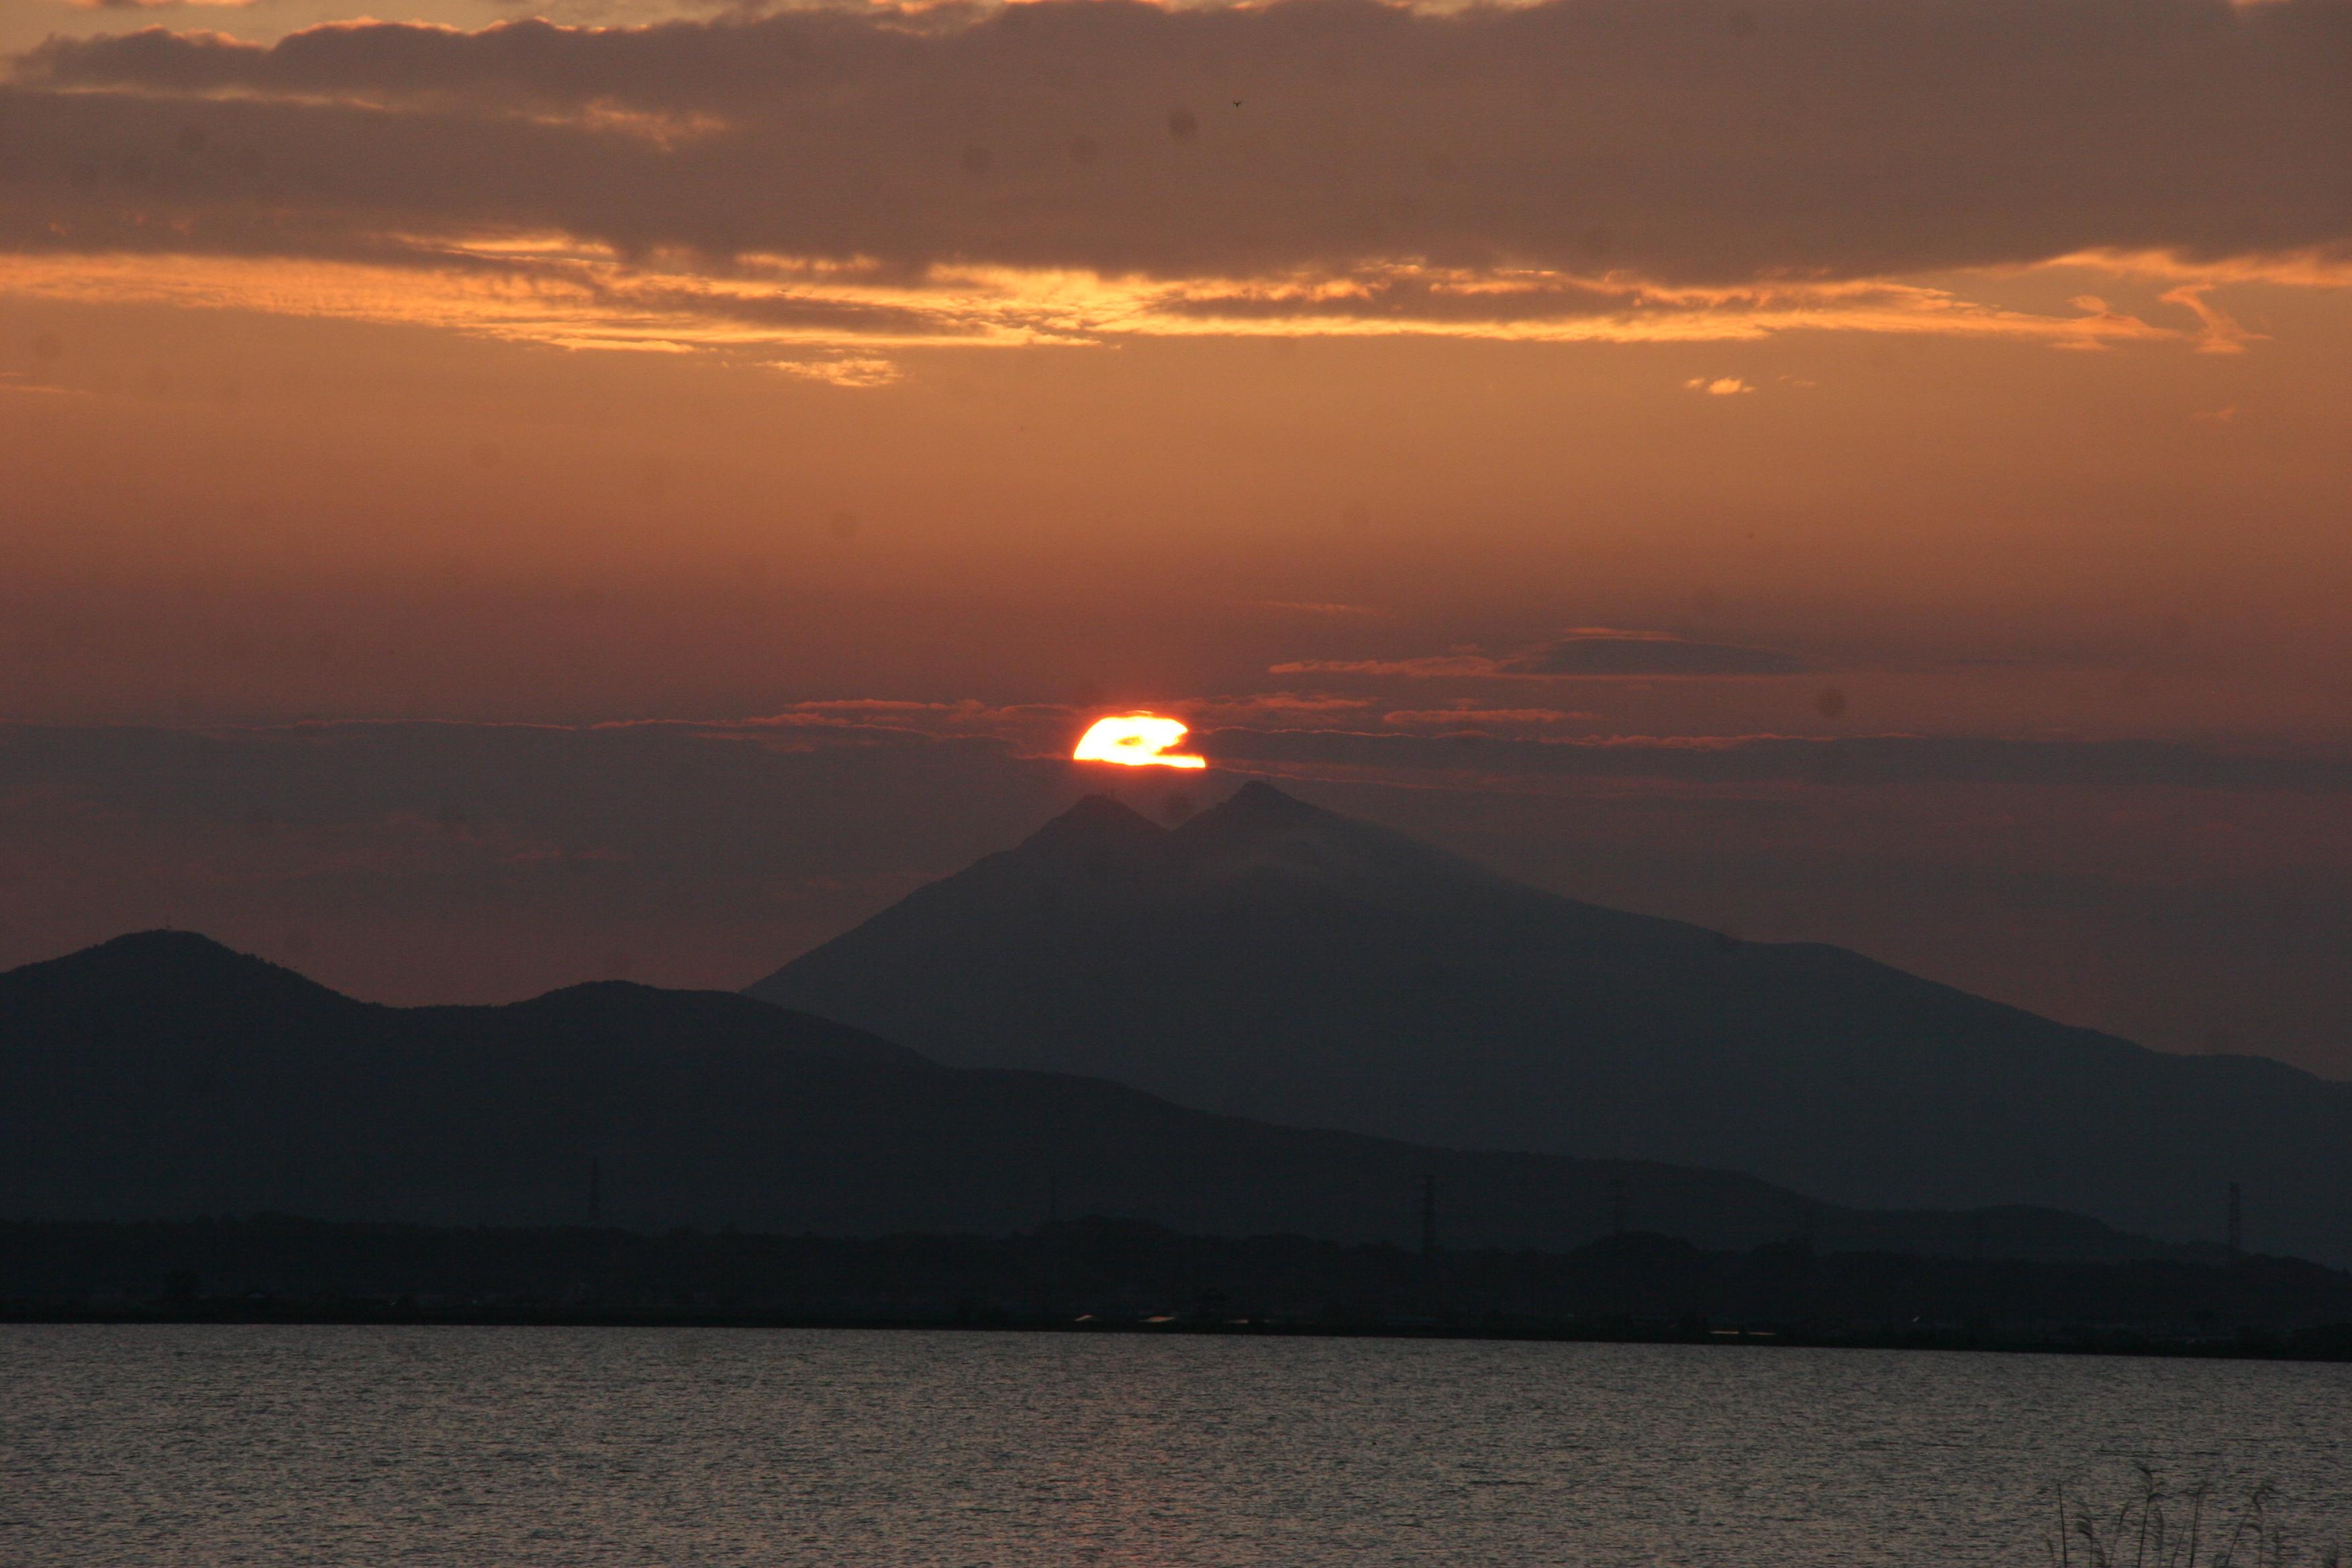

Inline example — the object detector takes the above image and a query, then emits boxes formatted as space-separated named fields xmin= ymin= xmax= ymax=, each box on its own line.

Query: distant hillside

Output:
xmin=750 ymin=783 xmax=2352 ymax=1263
xmin=0 ymin=932 xmax=2183 ymax=1261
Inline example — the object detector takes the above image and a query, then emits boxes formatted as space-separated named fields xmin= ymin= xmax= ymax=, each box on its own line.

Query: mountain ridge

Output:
xmin=749 ymin=783 xmax=2352 ymax=1263
xmin=0 ymin=930 xmax=2196 ymax=1263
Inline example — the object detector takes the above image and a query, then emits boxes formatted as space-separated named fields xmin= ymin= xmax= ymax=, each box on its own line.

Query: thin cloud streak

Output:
xmin=1196 ymin=728 xmax=2352 ymax=793
xmin=1274 ymin=628 xmax=1814 ymax=680
xmin=0 ymin=251 xmax=2198 ymax=354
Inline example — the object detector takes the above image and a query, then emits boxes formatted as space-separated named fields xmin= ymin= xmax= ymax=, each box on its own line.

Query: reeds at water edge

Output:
xmin=2044 ymin=1464 xmax=2345 ymax=1568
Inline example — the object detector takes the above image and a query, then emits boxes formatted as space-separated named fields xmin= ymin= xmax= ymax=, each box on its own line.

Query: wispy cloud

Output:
xmin=1195 ymin=727 xmax=2352 ymax=794
xmin=68 ymin=0 xmax=258 ymax=9
xmin=0 ymin=252 xmax=2199 ymax=357
xmin=770 ymin=356 xmax=901 ymax=388
xmin=1274 ymin=629 xmax=1813 ymax=681
xmin=1381 ymin=706 xmax=1598 ymax=730
xmin=1247 ymin=601 xmax=1383 ymax=618
xmin=1266 ymin=654 xmax=1501 ymax=679
xmin=1176 ymin=694 xmax=1375 ymax=728
xmin=2159 ymin=285 xmax=2267 ymax=354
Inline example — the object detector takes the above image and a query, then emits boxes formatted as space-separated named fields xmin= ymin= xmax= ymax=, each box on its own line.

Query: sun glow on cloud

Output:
xmin=1073 ymin=716 xmax=1208 ymax=769
xmin=0 ymin=251 xmax=2220 ymax=364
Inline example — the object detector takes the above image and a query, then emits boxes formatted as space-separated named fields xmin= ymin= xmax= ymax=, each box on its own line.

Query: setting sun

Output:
xmin=1073 ymin=715 xmax=1208 ymax=769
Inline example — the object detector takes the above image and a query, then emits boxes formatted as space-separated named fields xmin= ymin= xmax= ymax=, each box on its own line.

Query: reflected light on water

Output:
xmin=1073 ymin=715 xmax=1207 ymax=769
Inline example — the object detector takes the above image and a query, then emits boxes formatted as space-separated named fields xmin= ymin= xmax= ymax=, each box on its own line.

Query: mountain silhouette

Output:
xmin=749 ymin=782 xmax=2352 ymax=1261
xmin=0 ymin=931 xmax=2179 ymax=1261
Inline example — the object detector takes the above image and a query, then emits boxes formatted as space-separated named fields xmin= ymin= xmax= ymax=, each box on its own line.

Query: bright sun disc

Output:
xmin=1073 ymin=715 xmax=1207 ymax=769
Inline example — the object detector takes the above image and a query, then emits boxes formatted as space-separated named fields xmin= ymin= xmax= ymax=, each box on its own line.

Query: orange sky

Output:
xmin=2 ymin=0 xmax=2349 ymax=1069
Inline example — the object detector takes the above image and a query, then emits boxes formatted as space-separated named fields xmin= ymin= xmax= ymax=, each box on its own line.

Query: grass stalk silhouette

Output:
xmin=2043 ymin=1464 xmax=2343 ymax=1568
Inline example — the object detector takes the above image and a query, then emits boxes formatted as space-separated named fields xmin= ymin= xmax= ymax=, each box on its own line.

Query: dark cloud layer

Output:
xmin=1198 ymin=726 xmax=2352 ymax=792
xmin=9 ymin=0 xmax=2348 ymax=286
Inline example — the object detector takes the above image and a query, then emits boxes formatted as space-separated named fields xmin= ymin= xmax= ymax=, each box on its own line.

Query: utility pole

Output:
xmin=1419 ymin=1173 xmax=1438 ymax=1320
xmin=2227 ymin=1181 xmax=2243 ymax=1262
xmin=1043 ymin=1171 xmax=1063 ymax=1323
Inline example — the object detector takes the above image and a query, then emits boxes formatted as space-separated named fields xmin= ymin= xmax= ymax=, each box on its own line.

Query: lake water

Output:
xmin=3 ymin=1326 xmax=2348 ymax=1566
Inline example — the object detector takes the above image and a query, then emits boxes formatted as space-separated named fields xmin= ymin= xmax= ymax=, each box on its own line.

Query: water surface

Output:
xmin=4 ymin=1326 xmax=2347 ymax=1566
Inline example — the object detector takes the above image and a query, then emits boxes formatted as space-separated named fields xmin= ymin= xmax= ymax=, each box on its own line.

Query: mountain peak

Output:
xmin=85 ymin=928 xmax=247 ymax=963
xmin=40 ymin=929 xmax=289 ymax=979
xmin=1183 ymin=779 xmax=1329 ymax=836
xmin=1226 ymin=778 xmax=1308 ymax=811
xmin=1157 ymin=776 xmax=1512 ymax=899
xmin=1015 ymin=793 xmax=1167 ymax=854
xmin=1 ymin=929 xmax=362 ymax=1015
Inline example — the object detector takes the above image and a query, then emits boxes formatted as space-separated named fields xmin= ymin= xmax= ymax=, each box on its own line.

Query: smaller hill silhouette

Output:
xmin=0 ymin=932 xmax=2194 ymax=1263
xmin=11 ymin=929 xmax=360 ymax=1020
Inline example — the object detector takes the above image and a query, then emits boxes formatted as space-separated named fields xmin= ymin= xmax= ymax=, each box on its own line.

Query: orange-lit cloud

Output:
xmin=6 ymin=0 xmax=2345 ymax=354
xmin=0 ymin=251 xmax=2207 ymax=358
xmin=771 ymin=356 xmax=903 ymax=388
xmin=1073 ymin=715 xmax=1207 ymax=769
xmin=2159 ymin=285 xmax=2267 ymax=354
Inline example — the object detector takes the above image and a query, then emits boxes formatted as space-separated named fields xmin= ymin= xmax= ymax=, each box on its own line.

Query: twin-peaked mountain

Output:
xmin=0 ymin=931 xmax=2185 ymax=1261
xmin=751 ymin=782 xmax=2352 ymax=1261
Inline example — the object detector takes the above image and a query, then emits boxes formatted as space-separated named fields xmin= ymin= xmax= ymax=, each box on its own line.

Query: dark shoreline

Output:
xmin=9 ymin=1213 xmax=2351 ymax=1363
xmin=9 ymin=1302 xmax=2350 ymax=1365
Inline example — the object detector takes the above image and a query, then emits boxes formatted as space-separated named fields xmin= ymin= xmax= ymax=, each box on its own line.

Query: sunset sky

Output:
xmin=2 ymin=0 xmax=2347 ymax=1071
